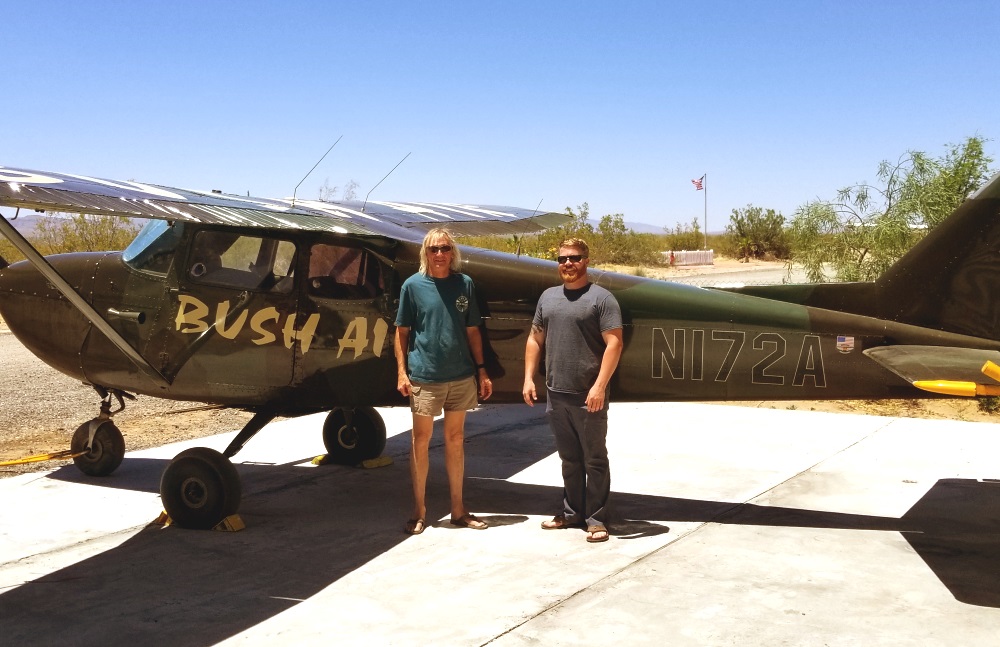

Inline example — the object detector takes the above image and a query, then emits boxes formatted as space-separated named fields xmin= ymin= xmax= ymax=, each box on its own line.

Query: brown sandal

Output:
xmin=449 ymin=513 xmax=487 ymax=530
xmin=541 ymin=515 xmax=580 ymax=530
xmin=405 ymin=518 xmax=426 ymax=535
xmin=586 ymin=525 xmax=609 ymax=543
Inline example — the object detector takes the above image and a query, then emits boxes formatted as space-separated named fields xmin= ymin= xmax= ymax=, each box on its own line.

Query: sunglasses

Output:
xmin=557 ymin=254 xmax=586 ymax=264
xmin=427 ymin=245 xmax=453 ymax=254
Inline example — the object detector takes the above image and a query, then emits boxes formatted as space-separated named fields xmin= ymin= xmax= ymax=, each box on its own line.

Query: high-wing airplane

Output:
xmin=1 ymin=165 xmax=999 ymax=530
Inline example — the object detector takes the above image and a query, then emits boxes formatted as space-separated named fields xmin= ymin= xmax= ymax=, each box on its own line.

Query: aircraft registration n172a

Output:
xmin=1 ymin=166 xmax=999 ymax=529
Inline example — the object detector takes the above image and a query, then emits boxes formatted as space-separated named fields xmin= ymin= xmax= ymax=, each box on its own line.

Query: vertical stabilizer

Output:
xmin=876 ymin=171 xmax=1000 ymax=339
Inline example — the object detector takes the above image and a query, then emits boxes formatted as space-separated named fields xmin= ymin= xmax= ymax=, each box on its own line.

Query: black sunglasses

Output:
xmin=557 ymin=254 xmax=586 ymax=264
xmin=427 ymin=245 xmax=453 ymax=254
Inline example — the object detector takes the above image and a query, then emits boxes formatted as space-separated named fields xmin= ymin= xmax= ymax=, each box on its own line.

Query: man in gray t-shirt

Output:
xmin=523 ymin=238 xmax=623 ymax=543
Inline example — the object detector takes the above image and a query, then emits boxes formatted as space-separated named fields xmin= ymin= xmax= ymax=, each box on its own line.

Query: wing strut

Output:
xmin=0 ymin=213 xmax=171 ymax=388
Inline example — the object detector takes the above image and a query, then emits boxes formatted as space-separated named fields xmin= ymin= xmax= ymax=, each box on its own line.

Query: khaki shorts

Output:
xmin=410 ymin=376 xmax=478 ymax=417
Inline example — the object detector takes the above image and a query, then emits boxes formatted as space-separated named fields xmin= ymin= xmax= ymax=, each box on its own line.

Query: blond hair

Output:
xmin=418 ymin=228 xmax=463 ymax=275
xmin=559 ymin=237 xmax=590 ymax=257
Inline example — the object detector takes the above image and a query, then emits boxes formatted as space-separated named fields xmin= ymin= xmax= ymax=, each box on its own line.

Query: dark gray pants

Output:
xmin=546 ymin=390 xmax=610 ymax=528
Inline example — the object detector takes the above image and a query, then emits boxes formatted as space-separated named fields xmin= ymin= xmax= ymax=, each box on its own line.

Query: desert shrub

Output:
xmin=977 ymin=396 xmax=1000 ymax=414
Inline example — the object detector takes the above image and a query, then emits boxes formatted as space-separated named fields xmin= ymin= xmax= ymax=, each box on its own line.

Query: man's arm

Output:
xmin=394 ymin=326 xmax=412 ymax=397
xmin=585 ymin=327 xmax=623 ymax=413
xmin=465 ymin=326 xmax=492 ymax=400
xmin=522 ymin=323 xmax=546 ymax=406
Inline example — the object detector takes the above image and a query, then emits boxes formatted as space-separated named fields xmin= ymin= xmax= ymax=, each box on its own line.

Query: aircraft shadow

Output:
xmin=2 ymin=412 xmax=999 ymax=646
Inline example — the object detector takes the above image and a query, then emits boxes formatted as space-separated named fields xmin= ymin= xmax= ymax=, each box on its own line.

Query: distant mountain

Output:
xmin=623 ymin=221 xmax=665 ymax=234
xmin=2 ymin=213 xmax=44 ymax=236
xmin=585 ymin=218 xmax=664 ymax=235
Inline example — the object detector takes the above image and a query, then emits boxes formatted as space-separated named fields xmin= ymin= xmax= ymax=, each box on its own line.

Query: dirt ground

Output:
xmin=2 ymin=256 xmax=997 ymax=479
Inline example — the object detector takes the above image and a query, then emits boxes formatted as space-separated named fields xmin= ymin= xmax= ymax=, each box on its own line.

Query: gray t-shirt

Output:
xmin=532 ymin=282 xmax=622 ymax=394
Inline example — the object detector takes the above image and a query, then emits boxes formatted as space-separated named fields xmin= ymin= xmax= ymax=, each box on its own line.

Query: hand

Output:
xmin=478 ymin=370 xmax=493 ymax=400
xmin=585 ymin=384 xmax=606 ymax=413
xmin=522 ymin=379 xmax=537 ymax=406
xmin=397 ymin=374 xmax=412 ymax=397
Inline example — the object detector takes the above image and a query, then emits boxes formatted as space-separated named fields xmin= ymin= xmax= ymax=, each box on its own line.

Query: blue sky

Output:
xmin=3 ymin=1 xmax=997 ymax=232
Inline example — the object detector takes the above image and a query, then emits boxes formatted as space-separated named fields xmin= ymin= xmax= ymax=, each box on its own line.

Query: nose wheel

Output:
xmin=70 ymin=387 xmax=133 ymax=476
xmin=70 ymin=419 xmax=125 ymax=476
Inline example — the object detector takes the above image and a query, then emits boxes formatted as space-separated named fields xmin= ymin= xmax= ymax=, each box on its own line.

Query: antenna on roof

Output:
xmin=363 ymin=152 xmax=411 ymax=212
xmin=515 ymin=198 xmax=543 ymax=257
xmin=291 ymin=135 xmax=343 ymax=208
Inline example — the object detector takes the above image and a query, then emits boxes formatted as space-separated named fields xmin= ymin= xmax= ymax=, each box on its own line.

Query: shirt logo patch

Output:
xmin=455 ymin=295 xmax=469 ymax=313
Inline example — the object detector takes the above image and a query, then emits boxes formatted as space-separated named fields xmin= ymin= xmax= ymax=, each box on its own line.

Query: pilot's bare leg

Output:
xmin=442 ymin=409 xmax=468 ymax=519
xmin=410 ymin=414 xmax=434 ymax=522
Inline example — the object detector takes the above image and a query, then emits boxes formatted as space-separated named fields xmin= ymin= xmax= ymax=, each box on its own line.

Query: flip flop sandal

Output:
xmin=449 ymin=513 xmax=487 ymax=529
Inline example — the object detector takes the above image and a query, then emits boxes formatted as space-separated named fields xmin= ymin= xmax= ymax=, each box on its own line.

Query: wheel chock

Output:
xmin=310 ymin=454 xmax=393 ymax=468
xmin=212 ymin=514 xmax=246 ymax=532
xmin=359 ymin=456 xmax=393 ymax=469
xmin=149 ymin=511 xmax=244 ymax=531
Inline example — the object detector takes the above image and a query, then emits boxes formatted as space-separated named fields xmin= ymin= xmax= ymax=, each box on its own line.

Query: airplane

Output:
xmin=1 ymin=165 xmax=999 ymax=530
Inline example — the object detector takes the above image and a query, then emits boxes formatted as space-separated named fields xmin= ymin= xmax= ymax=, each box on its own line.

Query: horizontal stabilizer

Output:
xmin=865 ymin=345 xmax=1000 ymax=396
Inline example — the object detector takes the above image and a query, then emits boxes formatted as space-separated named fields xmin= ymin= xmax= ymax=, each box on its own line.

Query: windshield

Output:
xmin=122 ymin=220 xmax=185 ymax=274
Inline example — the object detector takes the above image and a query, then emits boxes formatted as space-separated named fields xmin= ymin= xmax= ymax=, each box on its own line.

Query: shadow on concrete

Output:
xmin=2 ymin=410 xmax=999 ymax=646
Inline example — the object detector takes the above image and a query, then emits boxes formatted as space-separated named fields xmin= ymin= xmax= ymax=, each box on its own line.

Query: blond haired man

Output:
xmin=395 ymin=228 xmax=492 ymax=535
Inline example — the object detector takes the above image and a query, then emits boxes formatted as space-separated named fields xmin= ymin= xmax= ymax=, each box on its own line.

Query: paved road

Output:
xmin=1 ymin=402 xmax=998 ymax=646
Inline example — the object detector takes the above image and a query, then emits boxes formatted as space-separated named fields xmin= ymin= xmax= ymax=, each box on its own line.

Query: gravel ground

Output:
xmin=0 ymin=322 xmax=252 ymax=478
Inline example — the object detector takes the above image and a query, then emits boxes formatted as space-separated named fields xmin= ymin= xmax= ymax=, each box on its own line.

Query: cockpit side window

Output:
xmin=122 ymin=220 xmax=185 ymax=274
xmin=308 ymin=243 xmax=384 ymax=299
xmin=188 ymin=230 xmax=296 ymax=292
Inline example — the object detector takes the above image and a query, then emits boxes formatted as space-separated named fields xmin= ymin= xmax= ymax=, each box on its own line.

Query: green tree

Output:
xmin=789 ymin=136 xmax=994 ymax=282
xmin=33 ymin=213 xmax=141 ymax=255
xmin=724 ymin=205 xmax=789 ymax=261
xmin=662 ymin=218 xmax=702 ymax=252
xmin=590 ymin=213 xmax=660 ymax=265
xmin=0 ymin=236 xmax=19 ymax=263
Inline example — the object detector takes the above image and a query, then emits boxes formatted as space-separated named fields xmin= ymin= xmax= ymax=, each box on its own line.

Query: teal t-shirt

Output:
xmin=395 ymin=272 xmax=482 ymax=383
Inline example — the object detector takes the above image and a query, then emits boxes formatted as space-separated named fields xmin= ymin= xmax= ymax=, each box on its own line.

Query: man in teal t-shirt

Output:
xmin=395 ymin=228 xmax=493 ymax=535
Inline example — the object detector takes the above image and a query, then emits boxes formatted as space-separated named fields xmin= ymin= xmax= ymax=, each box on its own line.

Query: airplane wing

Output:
xmin=0 ymin=167 xmax=569 ymax=241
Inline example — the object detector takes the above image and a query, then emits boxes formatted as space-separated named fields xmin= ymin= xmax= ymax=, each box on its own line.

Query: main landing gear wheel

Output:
xmin=160 ymin=447 xmax=242 ymax=530
xmin=71 ymin=420 xmax=125 ymax=476
xmin=322 ymin=406 xmax=387 ymax=465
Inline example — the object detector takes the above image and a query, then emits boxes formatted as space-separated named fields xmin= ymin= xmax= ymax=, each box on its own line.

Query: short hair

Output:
xmin=418 ymin=228 xmax=463 ymax=275
xmin=559 ymin=237 xmax=589 ymax=257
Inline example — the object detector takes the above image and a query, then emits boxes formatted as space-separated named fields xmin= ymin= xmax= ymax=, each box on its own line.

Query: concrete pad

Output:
xmin=1 ymin=403 xmax=999 ymax=646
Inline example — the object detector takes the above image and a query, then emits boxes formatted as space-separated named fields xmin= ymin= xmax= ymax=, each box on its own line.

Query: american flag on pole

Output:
xmin=691 ymin=175 xmax=705 ymax=190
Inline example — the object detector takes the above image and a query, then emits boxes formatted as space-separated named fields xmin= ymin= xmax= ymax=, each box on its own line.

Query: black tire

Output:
xmin=159 ymin=447 xmax=242 ymax=530
xmin=71 ymin=420 xmax=125 ymax=476
xmin=322 ymin=407 xmax=387 ymax=465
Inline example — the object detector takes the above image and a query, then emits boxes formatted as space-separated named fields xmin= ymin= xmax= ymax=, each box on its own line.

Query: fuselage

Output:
xmin=2 ymin=222 xmax=997 ymax=415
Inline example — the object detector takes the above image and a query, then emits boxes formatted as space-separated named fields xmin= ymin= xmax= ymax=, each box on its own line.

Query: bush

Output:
xmin=463 ymin=203 xmax=662 ymax=266
xmin=977 ymin=396 xmax=1000 ymax=414
xmin=724 ymin=205 xmax=790 ymax=260
xmin=33 ymin=213 xmax=140 ymax=255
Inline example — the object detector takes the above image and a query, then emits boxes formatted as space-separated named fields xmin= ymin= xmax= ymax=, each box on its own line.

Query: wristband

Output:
xmin=475 ymin=363 xmax=486 ymax=370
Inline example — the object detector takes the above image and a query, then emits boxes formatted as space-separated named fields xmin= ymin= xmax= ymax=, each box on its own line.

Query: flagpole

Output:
xmin=703 ymin=173 xmax=708 ymax=250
